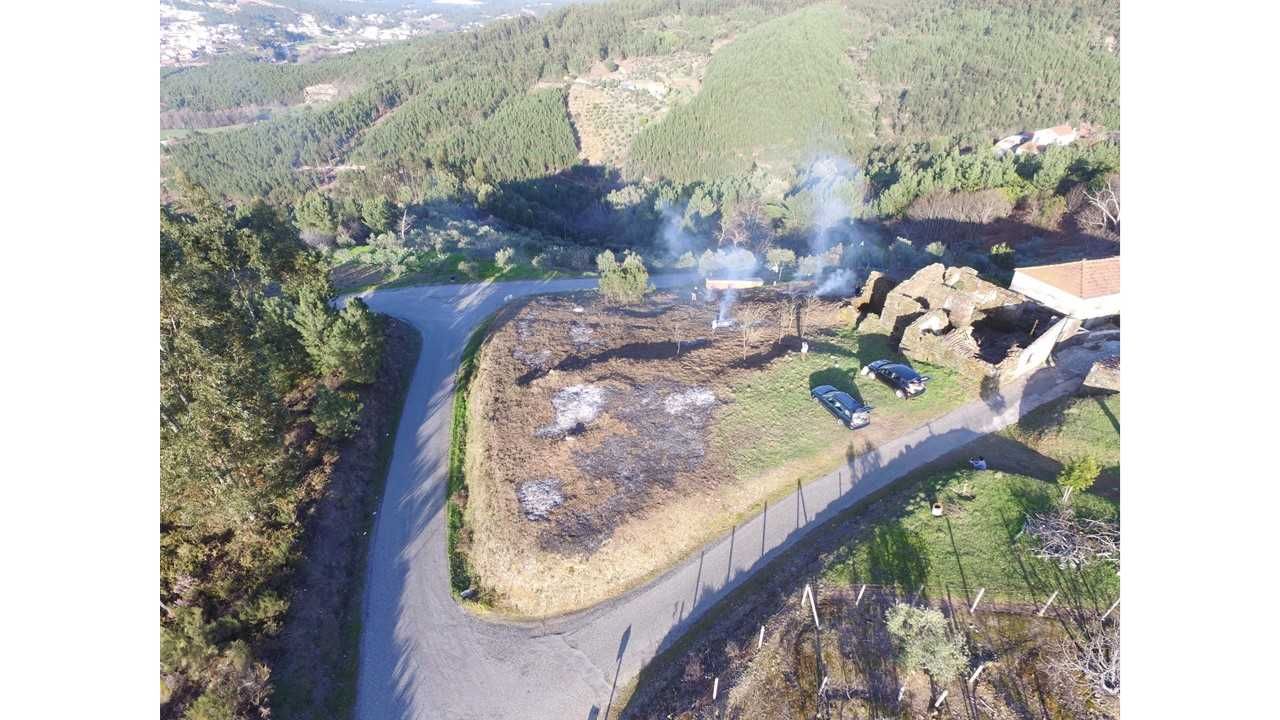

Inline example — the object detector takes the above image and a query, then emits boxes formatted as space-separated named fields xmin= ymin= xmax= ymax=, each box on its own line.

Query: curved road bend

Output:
xmin=352 ymin=277 xmax=1087 ymax=720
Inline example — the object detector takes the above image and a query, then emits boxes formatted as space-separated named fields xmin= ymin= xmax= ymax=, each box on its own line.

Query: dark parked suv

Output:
xmin=810 ymin=385 xmax=872 ymax=429
xmin=861 ymin=359 xmax=930 ymax=398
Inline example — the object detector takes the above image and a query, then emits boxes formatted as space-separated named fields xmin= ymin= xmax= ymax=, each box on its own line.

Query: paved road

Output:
xmin=351 ymin=277 xmax=1087 ymax=720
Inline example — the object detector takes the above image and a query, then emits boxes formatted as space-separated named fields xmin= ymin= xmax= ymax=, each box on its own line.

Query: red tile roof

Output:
xmin=1016 ymin=257 xmax=1120 ymax=299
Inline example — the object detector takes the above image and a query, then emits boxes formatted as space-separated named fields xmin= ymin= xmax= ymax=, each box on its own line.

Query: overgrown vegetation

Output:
xmin=446 ymin=318 xmax=492 ymax=597
xmin=160 ymin=180 xmax=385 ymax=719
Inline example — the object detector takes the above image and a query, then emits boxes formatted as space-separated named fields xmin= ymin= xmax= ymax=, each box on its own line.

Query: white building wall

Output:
xmin=1010 ymin=272 xmax=1120 ymax=319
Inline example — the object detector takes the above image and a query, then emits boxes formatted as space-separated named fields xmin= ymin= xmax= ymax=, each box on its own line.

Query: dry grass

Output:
xmin=463 ymin=288 xmax=978 ymax=617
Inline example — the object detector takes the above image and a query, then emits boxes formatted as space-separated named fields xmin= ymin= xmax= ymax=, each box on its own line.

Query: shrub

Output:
xmin=925 ymin=241 xmax=947 ymax=258
xmin=596 ymin=250 xmax=651 ymax=304
xmin=885 ymin=603 xmax=968 ymax=682
xmin=990 ymin=242 xmax=1015 ymax=269
xmin=312 ymin=387 xmax=362 ymax=439
xmin=1057 ymin=455 xmax=1101 ymax=502
xmin=494 ymin=246 xmax=515 ymax=269
xmin=457 ymin=260 xmax=477 ymax=277
xmin=674 ymin=251 xmax=697 ymax=269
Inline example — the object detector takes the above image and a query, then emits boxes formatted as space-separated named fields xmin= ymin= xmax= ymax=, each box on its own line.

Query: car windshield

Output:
xmin=887 ymin=364 xmax=921 ymax=381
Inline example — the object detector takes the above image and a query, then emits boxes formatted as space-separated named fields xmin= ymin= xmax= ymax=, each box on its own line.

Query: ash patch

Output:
xmin=535 ymin=384 xmax=608 ymax=438
xmin=516 ymin=478 xmax=564 ymax=521
xmin=664 ymin=388 xmax=716 ymax=416
xmin=513 ymin=318 xmax=552 ymax=370
xmin=543 ymin=383 xmax=719 ymax=554
xmin=568 ymin=321 xmax=596 ymax=349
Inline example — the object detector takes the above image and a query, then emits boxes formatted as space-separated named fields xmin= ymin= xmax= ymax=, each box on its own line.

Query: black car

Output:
xmin=861 ymin=359 xmax=930 ymax=398
xmin=810 ymin=385 xmax=872 ymax=429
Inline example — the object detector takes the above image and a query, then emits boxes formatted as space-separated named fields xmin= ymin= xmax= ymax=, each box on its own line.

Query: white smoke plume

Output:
xmin=794 ymin=155 xmax=867 ymax=296
xmin=704 ymin=247 xmax=759 ymax=324
xmin=658 ymin=202 xmax=699 ymax=262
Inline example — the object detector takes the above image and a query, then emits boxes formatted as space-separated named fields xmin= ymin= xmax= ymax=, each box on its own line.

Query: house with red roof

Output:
xmin=1010 ymin=256 xmax=1121 ymax=319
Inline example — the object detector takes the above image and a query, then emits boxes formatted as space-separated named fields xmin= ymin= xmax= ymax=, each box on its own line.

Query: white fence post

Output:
xmin=1038 ymin=590 xmax=1059 ymax=617
xmin=934 ymin=690 xmax=948 ymax=708
xmin=968 ymin=662 xmax=987 ymax=686
xmin=970 ymin=587 xmax=985 ymax=613
xmin=803 ymin=584 xmax=820 ymax=630
xmin=1102 ymin=598 xmax=1120 ymax=620
xmin=855 ymin=584 xmax=867 ymax=607
xmin=758 ymin=625 xmax=765 ymax=649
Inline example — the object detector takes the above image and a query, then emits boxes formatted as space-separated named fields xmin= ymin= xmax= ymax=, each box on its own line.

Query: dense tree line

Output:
xmin=867 ymin=0 xmax=1120 ymax=142
xmin=868 ymin=139 xmax=1120 ymax=217
xmin=160 ymin=180 xmax=383 ymax=719
xmin=443 ymin=88 xmax=580 ymax=183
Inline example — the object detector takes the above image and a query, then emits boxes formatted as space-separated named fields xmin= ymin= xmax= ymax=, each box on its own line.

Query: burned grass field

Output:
xmin=460 ymin=286 xmax=979 ymax=616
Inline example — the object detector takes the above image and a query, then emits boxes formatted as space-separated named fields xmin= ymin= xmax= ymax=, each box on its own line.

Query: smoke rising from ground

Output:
xmin=795 ymin=155 xmax=867 ymax=295
xmin=658 ymin=202 xmax=698 ymax=260
xmin=703 ymin=247 xmax=758 ymax=324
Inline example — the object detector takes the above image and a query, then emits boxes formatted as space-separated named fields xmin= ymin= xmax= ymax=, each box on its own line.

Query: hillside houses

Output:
xmin=994 ymin=123 xmax=1080 ymax=156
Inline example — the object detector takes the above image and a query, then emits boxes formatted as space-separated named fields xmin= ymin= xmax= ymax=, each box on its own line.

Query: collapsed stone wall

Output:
xmin=872 ymin=263 xmax=1061 ymax=379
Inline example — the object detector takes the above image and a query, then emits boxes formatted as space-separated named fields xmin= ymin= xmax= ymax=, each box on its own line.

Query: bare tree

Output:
xmin=1051 ymin=619 xmax=1120 ymax=697
xmin=1021 ymin=509 xmax=1120 ymax=570
xmin=736 ymin=304 xmax=769 ymax=359
xmin=719 ymin=198 xmax=776 ymax=255
xmin=665 ymin=308 xmax=689 ymax=357
xmin=1082 ymin=178 xmax=1120 ymax=233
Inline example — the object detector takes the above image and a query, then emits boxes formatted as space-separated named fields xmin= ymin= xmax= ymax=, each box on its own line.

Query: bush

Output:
xmin=596 ymin=250 xmax=651 ymax=304
xmin=989 ymin=242 xmax=1015 ymax=269
xmin=925 ymin=241 xmax=947 ymax=258
xmin=674 ymin=251 xmax=697 ymax=269
xmin=1057 ymin=455 xmax=1101 ymax=502
xmin=494 ymin=246 xmax=515 ymax=269
xmin=312 ymin=387 xmax=362 ymax=439
xmin=885 ymin=603 xmax=968 ymax=682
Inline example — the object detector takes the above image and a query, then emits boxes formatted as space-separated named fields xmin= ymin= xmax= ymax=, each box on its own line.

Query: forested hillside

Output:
xmin=160 ymin=182 xmax=388 ymax=719
xmin=625 ymin=2 xmax=865 ymax=182
xmin=867 ymin=0 xmax=1120 ymax=142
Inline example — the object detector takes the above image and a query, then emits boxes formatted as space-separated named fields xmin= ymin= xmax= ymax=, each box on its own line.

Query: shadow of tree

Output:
xmin=808 ymin=368 xmax=863 ymax=403
xmin=847 ymin=522 xmax=931 ymax=591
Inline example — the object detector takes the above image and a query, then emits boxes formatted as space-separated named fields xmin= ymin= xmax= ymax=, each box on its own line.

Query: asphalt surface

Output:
xmin=350 ymin=276 xmax=1088 ymax=720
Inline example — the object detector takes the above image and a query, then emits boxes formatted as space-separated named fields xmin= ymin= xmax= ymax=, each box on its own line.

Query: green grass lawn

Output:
xmin=1004 ymin=393 xmax=1120 ymax=472
xmin=823 ymin=467 xmax=1119 ymax=608
xmin=714 ymin=328 xmax=978 ymax=481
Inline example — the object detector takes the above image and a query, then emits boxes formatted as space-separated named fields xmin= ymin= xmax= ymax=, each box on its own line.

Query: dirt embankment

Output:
xmin=270 ymin=317 xmax=422 ymax=717
xmin=462 ymin=289 xmax=858 ymax=616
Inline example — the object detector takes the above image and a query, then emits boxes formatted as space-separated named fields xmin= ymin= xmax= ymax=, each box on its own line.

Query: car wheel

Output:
xmin=860 ymin=366 xmax=871 ymax=377
xmin=896 ymin=389 xmax=906 ymax=399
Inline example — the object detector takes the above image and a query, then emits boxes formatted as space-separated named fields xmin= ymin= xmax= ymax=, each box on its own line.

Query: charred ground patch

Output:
xmin=462 ymin=288 xmax=979 ymax=616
